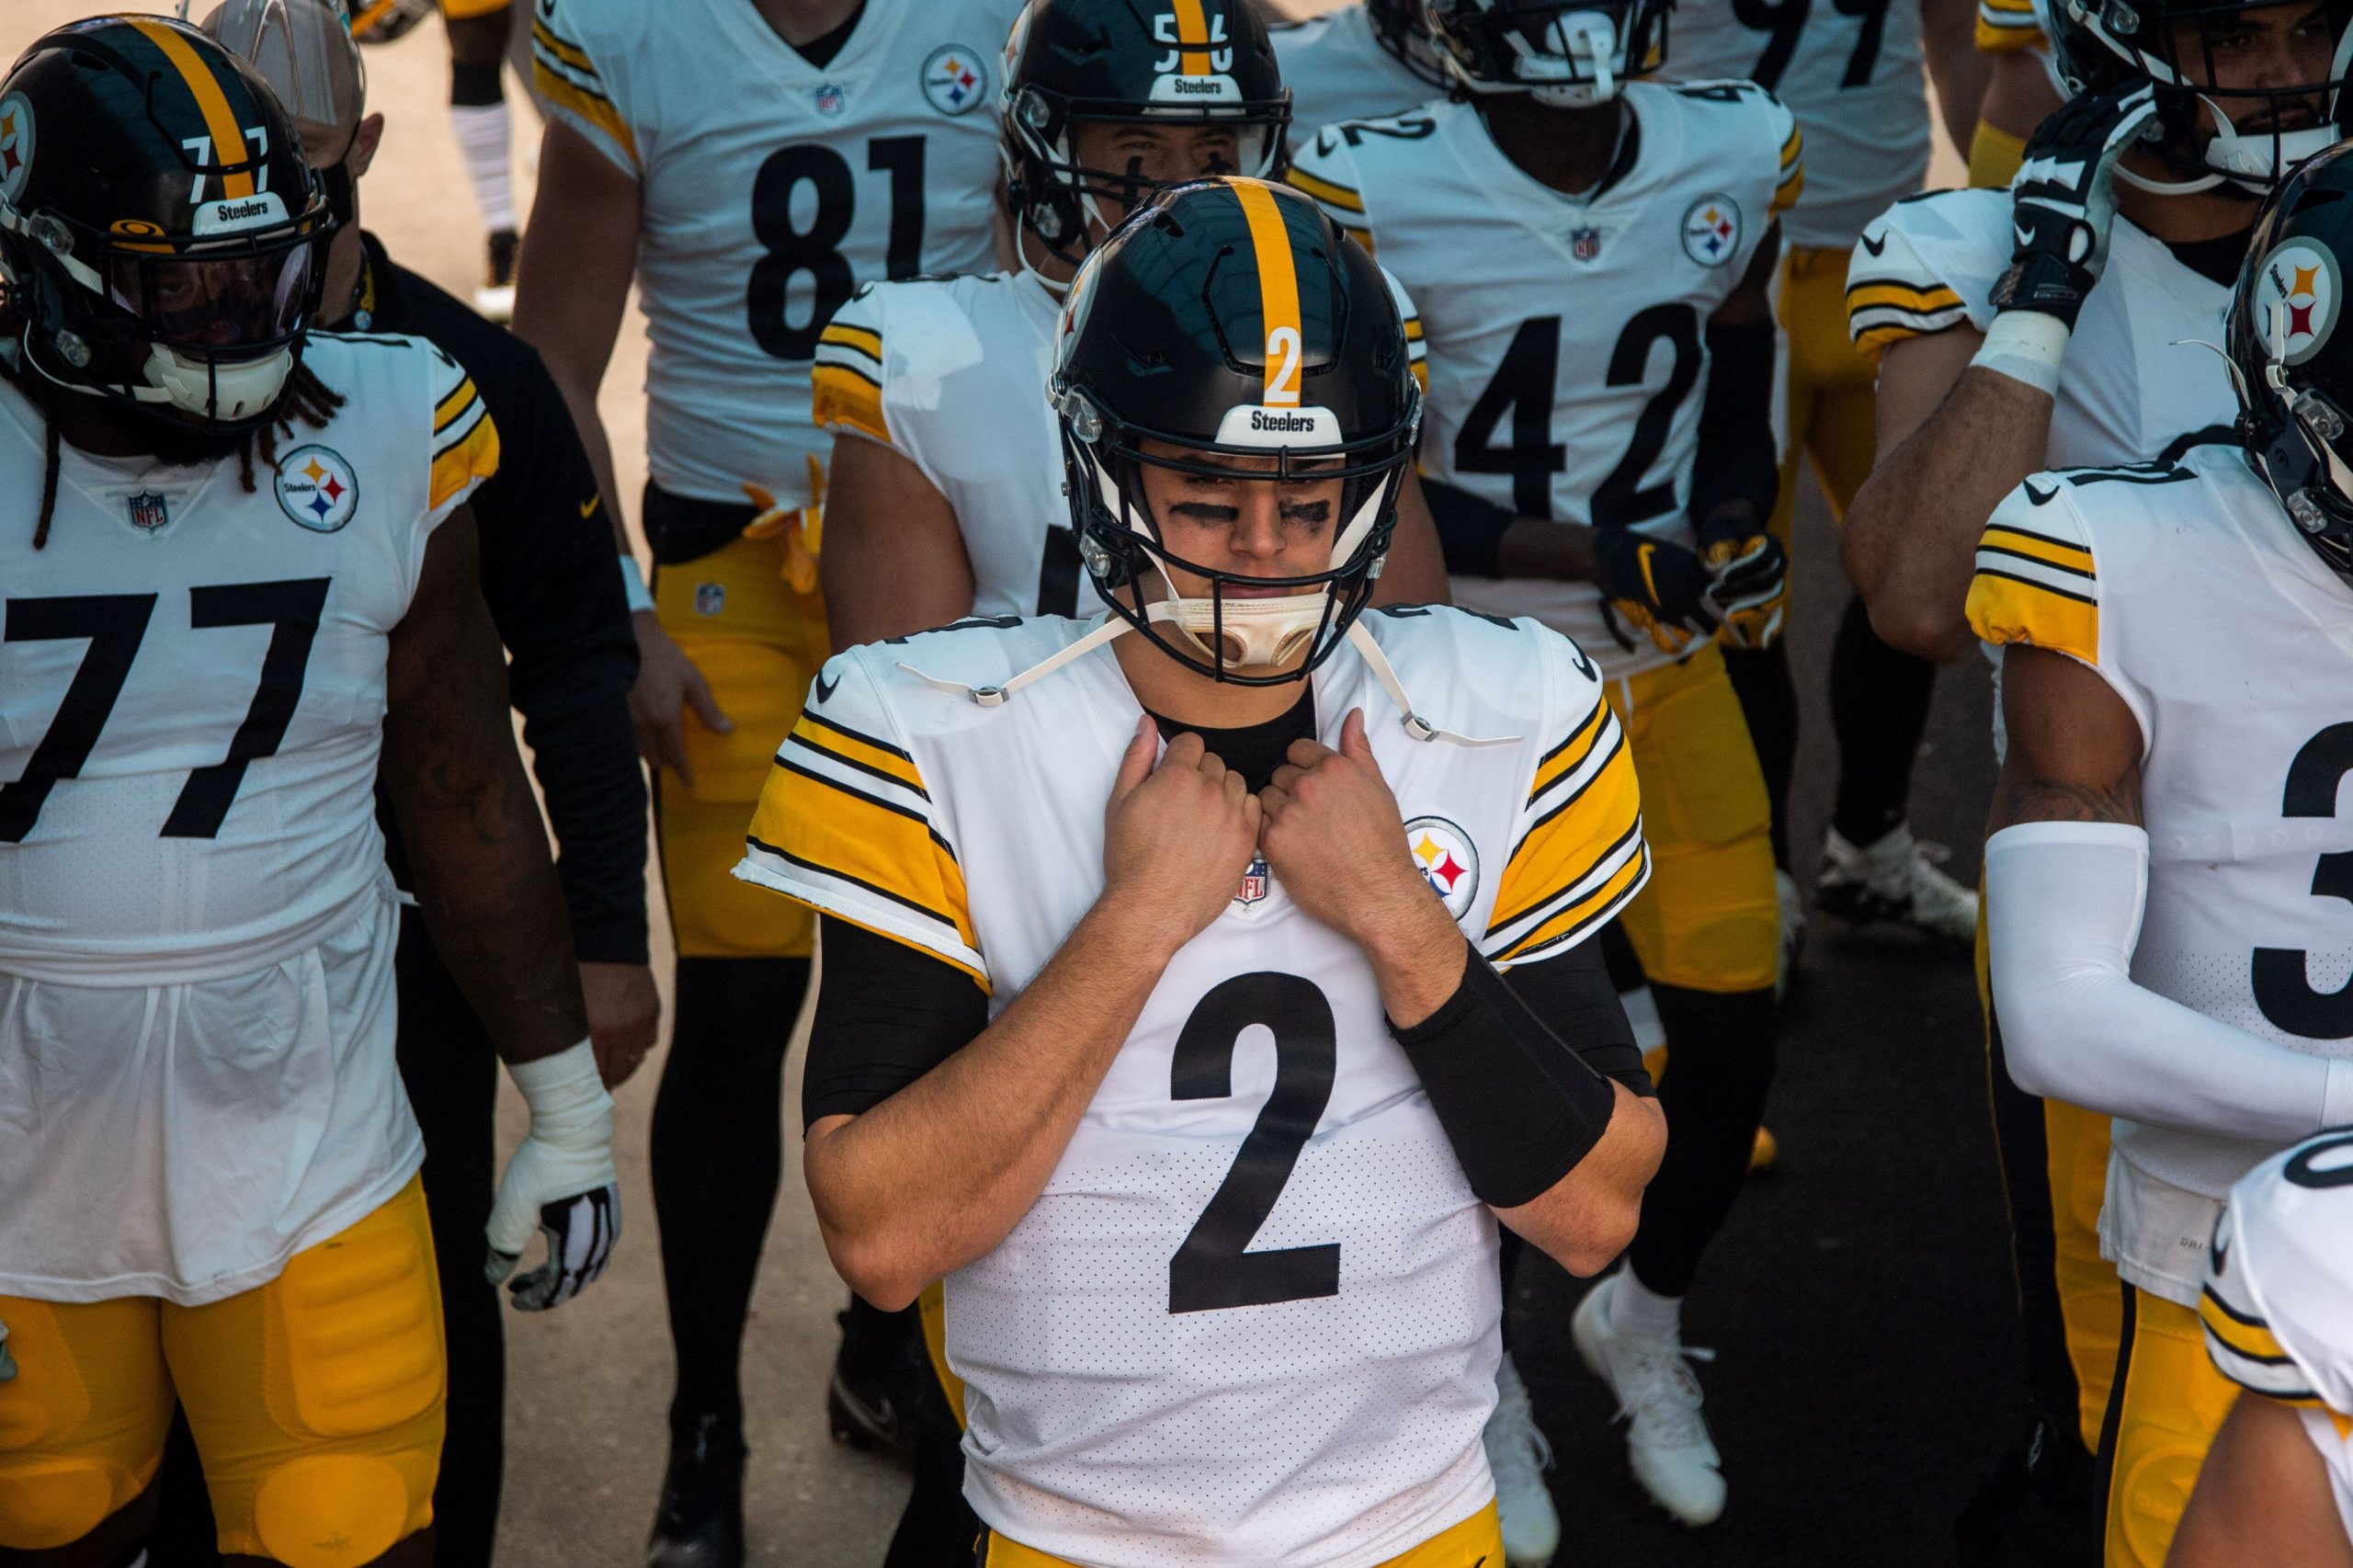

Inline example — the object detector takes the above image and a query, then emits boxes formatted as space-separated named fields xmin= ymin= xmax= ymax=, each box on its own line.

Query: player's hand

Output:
xmin=1259 ymin=710 xmax=1449 ymax=948
xmin=0 ymin=1312 xmax=15 ymax=1381
xmin=1994 ymin=85 xmax=2159 ymax=331
xmin=1593 ymin=528 xmax=1720 ymax=655
xmin=1696 ymin=506 xmax=1789 ymax=650
xmin=581 ymin=960 xmax=660 ymax=1087
xmin=488 ymin=1040 xmax=622 ymax=1312
xmin=630 ymin=610 xmax=731 ymax=786
xmin=1101 ymin=716 xmax=1263 ymax=959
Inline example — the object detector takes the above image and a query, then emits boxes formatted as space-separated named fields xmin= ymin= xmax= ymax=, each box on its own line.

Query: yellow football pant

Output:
xmin=2103 ymin=1289 xmax=2241 ymax=1568
xmin=1770 ymin=244 xmax=1881 ymax=562
xmin=1971 ymin=120 xmax=2029 ymax=190
xmin=980 ymin=1503 xmax=1505 ymax=1567
xmin=0 ymin=1176 xmax=444 ymax=1564
xmin=1606 ymin=642 xmax=1781 ymax=995
xmin=654 ymin=531 xmax=831 ymax=959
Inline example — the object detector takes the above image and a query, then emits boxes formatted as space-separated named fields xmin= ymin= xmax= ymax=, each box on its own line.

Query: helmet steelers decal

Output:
xmin=922 ymin=45 xmax=987 ymax=116
xmin=0 ymin=93 xmax=33 ymax=202
xmin=276 ymin=444 xmax=359 ymax=532
xmin=2256 ymin=239 xmax=2343 ymax=368
xmin=1682 ymin=196 xmax=1743 ymax=267
xmin=1151 ymin=4 xmax=1241 ymax=103
xmin=1405 ymin=816 xmax=1480 ymax=920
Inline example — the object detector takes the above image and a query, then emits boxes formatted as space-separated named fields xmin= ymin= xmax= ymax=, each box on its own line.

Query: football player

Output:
xmin=1976 ymin=142 xmax=2353 ymax=1568
xmin=815 ymin=0 xmax=1449 ymax=651
xmin=513 ymin=0 xmax=1024 ymax=1556
xmin=1665 ymin=0 xmax=1982 ymax=952
xmin=1843 ymin=0 xmax=2342 ymax=1547
xmin=1290 ymin=0 xmax=1798 ymax=1529
xmin=438 ymin=0 xmax=525 ymax=319
xmin=1270 ymin=0 xmax=1449 ymax=131
xmin=2173 ymin=1131 xmax=2353 ymax=1567
xmin=0 ymin=20 xmax=619 ymax=1568
xmin=738 ymin=172 xmax=1665 ymax=1568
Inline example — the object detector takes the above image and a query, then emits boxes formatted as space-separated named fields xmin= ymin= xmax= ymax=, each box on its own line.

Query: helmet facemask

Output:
xmin=1427 ymin=0 xmax=1669 ymax=108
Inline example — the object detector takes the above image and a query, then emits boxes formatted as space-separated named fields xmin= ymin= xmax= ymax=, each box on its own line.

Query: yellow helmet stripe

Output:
xmin=1171 ymin=0 xmax=1214 ymax=76
xmin=127 ymin=18 xmax=257 ymax=200
xmin=1232 ymin=181 xmax=1303 ymax=409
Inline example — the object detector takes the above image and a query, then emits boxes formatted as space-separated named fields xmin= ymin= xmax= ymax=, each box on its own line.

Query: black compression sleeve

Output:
xmin=1689 ymin=317 xmax=1779 ymax=529
xmin=1388 ymin=944 xmax=1626 ymax=1208
xmin=802 ymin=916 xmax=989 ymax=1130
xmin=1501 ymin=934 xmax=1653 ymax=1096
xmin=1420 ymin=477 xmax=1517 ymax=579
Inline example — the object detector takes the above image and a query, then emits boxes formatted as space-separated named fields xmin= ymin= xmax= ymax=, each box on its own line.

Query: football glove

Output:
xmin=1595 ymin=528 xmax=1720 ymax=656
xmin=488 ymin=1040 xmax=622 ymax=1312
xmin=1696 ymin=513 xmax=1789 ymax=650
xmin=1992 ymin=85 xmax=2159 ymax=332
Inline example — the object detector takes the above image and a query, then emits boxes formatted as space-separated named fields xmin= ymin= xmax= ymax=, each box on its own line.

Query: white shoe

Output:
xmin=1814 ymin=823 xmax=1978 ymax=944
xmin=1572 ymin=1273 xmax=1727 ymax=1527
xmin=1773 ymin=868 xmax=1805 ymax=996
xmin=472 ymin=281 xmax=517 ymax=321
xmin=1483 ymin=1353 xmax=1560 ymax=1567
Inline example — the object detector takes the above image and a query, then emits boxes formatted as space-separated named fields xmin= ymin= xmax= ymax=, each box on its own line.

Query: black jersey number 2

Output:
xmin=1167 ymin=972 xmax=1343 ymax=1314
xmin=747 ymin=135 xmax=927 ymax=362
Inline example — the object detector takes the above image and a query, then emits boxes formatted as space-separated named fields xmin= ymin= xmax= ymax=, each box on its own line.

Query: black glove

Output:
xmin=1990 ymin=85 xmax=2159 ymax=331
xmin=1594 ymin=528 xmax=1720 ymax=656
xmin=1696 ymin=508 xmax=1789 ymax=650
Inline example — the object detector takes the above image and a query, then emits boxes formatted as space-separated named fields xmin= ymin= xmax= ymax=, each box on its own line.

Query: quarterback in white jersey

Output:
xmin=1979 ymin=145 xmax=2353 ymax=1568
xmin=0 ymin=21 xmax=615 ymax=1566
xmin=739 ymin=177 xmax=1664 ymax=1568
xmin=816 ymin=0 xmax=1445 ymax=650
xmin=1271 ymin=0 xmax=1449 ymax=132
xmin=2175 ymin=1131 xmax=2353 ymax=1564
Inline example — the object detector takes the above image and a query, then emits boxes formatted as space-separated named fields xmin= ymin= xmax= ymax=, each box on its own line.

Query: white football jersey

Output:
xmin=0 ymin=332 xmax=496 ymax=1303
xmin=1271 ymin=5 xmax=1443 ymax=137
xmin=1662 ymin=0 xmax=1927 ymax=249
xmin=1848 ymin=189 xmax=2237 ymax=469
xmin=532 ymin=0 xmax=1023 ymax=509
xmin=1970 ymin=443 xmax=2353 ymax=1306
xmin=813 ymin=267 xmax=1425 ymax=624
xmin=735 ymin=608 xmax=1647 ymax=1567
xmin=2201 ymin=1132 xmax=2353 ymax=1548
xmin=1290 ymin=85 xmax=1802 ymax=682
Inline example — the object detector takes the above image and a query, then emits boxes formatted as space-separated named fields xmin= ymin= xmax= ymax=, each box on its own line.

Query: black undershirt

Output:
xmin=1147 ymin=687 xmax=1320 ymax=791
xmin=2164 ymin=222 xmax=2256 ymax=288
xmin=785 ymin=1 xmax=865 ymax=68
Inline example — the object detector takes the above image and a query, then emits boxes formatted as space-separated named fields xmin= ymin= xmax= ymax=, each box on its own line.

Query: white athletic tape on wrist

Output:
xmin=619 ymin=554 xmax=655 ymax=614
xmin=1971 ymin=311 xmax=2072 ymax=397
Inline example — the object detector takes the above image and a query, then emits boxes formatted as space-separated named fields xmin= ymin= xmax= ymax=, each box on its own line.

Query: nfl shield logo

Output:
xmin=694 ymin=582 xmax=725 ymax=617
xmin=126 ymin=490 xmax=169 ymax=531
xmin=1571 ymin=226 xmax=1601 ymax=262
xmin=814 ymin=83 xmax=847 ymax=117
xmin=1233 ymin=853 xmax=1269 ymax=907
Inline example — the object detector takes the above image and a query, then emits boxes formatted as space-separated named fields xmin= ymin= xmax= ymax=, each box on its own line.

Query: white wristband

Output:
xmin=506 ymin=1038 xmax=609 ymax=1142
xmin=1970 ymin=311 xmax=2072 ymax=397
xmin=619 ymin=554 xmax=655 ymax=614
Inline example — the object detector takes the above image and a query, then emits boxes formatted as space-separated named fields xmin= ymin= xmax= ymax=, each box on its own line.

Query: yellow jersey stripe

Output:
xmin=532 ymin=18 xmax=600 ymax=74
xmin=1965 ymin=571 xmax=2099 ymax=667
xmin=745 ymin=767 xmax=978 ymax=952
xmin=1172 ymin=0 xmax=1213 ymax=74
xmin=1495 ymin=840 xmax=1650 ymax=965
xmin=2199 ymin=1290 xmax=2293 ymax=1364
xmin=429 ymin=416 xmax=501 ymax=511
xmin=129 ymin=19 xmax=256 ymax=200
xmin=1530 ymin=700 xmax=1608 ymax=803
xmin=813 ymin=363 xmax=891 ymax=444
xmin=793 ymin=710 xmax=926 ymax=794
xmin=1846 ymin=281 xmax=1965 ymax=313
xmin=1285 ymin=166 xmax=1365 ymax=213
xmin=821 ymin=323 xmax=883 ymax=356
xmin=434 ymin=377 xmax=481 ymax=434
xmin=1491 ymin=741 xmax=1642 ymax=931
xmin=1234 ymin=182 xmax=1303 ymax=409
xmin=535 ymin=61 xmax=640 ymax=168
xmin=1981 ymin=526 xmax=2095 ymax=577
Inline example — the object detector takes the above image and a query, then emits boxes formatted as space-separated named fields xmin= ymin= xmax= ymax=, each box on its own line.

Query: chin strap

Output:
xmin=897 ymin=615 xmax=1131 ymax=708
xmin=1345 ymin=619 xmax=1521 ymax=746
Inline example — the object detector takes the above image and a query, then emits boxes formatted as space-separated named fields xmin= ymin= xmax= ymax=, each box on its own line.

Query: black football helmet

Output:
xmin=0 ymin=17 xmax=330 ymax=431
xmin=1365 ymin=0 xmax=1451 ymax=89
xmin=2231 ymin=140 xmax=2353 ymax=582
xmin=2046 ymin=0 xmax=2353 ymax=190
xmin=1003 ymin=0 xmax=1290 ymax=267
xmin=1051 ymin=176 xmax=1421 ymax=684
xmin=1424 ymin=0 xmax=1672 ymax=107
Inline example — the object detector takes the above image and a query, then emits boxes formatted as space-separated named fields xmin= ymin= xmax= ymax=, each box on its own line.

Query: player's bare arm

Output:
xmin=802 ymin=722 xmax=1262 ymax=1310
xmin=1985 ymin=643 xmax=2143 ymax=832
xmin=1922 ymin=0 xmax=1995 ymax=152
xmin=514 ymin=119 xmax=731 ymax=778
xmin=820 ymin=434 xmax=975 ymax=647
xmin=2168 ymin=1396 xmax=2353 ymax=1568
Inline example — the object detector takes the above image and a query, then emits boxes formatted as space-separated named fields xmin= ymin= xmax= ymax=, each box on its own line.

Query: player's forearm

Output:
xmin=1845 ymin=368 xmax=2054 ymax=661
xmin=1494 ymin=1084 xmax=1665 ymax=1276
xmin=817 ymin=438 xmax=975 ymax=648
xmin=804 ymin=902 xmax=1177 ymax=1308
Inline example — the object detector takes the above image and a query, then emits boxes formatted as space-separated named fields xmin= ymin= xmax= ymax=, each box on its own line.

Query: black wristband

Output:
xmin=1389 ymin=947 xmax=1621 ymax=1208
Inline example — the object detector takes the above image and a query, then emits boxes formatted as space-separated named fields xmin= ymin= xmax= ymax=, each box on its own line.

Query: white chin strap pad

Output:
xmin=143 ymin=343 xmax=292 ymax=424
xmin=1527 ymin=11 xmax=1624 ymax=107
xmin=1147 ymin=591 xmax=1330 ymax=669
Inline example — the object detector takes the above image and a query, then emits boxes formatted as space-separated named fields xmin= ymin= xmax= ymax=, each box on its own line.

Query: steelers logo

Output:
xmin=1681 ymin=195 xmax=1743 ymax=267
xmin=922 ymin=45 xmax=988 ymax=116
xmin=0 ymin=95 xmax=35 ymax=204
xmin=1404 ymin=815 xmax=1480 ymax=921
xmin=275 ymin=444 xmax=359 ymax=533
xmin=2257 ymin=238 xmax=2341 ymax=367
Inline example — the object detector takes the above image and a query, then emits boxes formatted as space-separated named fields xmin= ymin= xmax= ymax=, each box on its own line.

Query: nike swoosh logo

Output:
xmin=813 ymin=671 xmax=840 ymax=704
xmin=580 ymin=495 xmax=601 ymax=519
xmin=2211 ymin=1227 xmax=2231 ymax=1277
xmin=1570 ymin=642 xmax=1597 ymax=680
xmin=1859 ymin=232 xmax=1886 ymax=257
xmin=2022 ymin=480 xmax=2059 ymax=506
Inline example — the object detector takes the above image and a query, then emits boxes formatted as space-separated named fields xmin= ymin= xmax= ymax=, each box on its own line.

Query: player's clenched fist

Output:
xmin=1103 ymin=717 xmax=1264 ymax=956
xmin=1260 ymin=710 xmax=1452 ymax=949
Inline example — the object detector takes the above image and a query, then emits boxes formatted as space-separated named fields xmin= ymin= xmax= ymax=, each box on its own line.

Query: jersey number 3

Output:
xmin=2256 ymin=723 xmax=2353 ymax=1038
xmin=0 ymin=581 xmax=330 ymax=843
xmin=748 ymin=136 xmax=927 ymax=362
xmin=1168 ymin=972 xmax=1343 ymax=1314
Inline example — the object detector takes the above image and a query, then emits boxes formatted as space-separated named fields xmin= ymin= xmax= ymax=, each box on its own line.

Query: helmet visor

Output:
xmin=106 ymin=242 xmax=314 ymax=348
